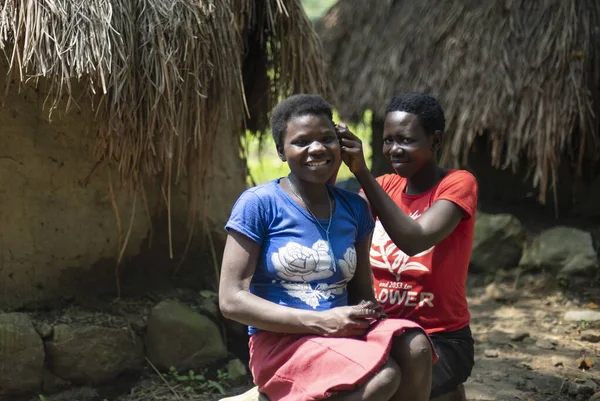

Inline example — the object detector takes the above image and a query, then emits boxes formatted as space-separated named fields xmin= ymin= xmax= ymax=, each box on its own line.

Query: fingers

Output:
xmin=339 ymin=137 xmax=362 ymax=150
xmin=361 ymin=300 xmax=383 ymax=311
xmin=349 ymin=307 xmax=381 ymax=320
xmin=335 ymin=123 xmax=360 ymax=141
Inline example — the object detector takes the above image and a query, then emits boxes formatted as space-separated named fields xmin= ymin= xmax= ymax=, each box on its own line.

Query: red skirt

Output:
xmin=248 ymin=319 xmax=437 ymax=401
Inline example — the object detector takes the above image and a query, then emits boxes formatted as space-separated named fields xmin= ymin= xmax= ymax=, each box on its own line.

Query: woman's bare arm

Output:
xmin=347 ymin=235 xmax=379 ymax=305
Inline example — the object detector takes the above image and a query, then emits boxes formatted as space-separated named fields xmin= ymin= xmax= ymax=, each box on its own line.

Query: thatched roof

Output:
xmin=0 ymin=0 xmax=329 ymax=213
xmin=0 ymin=0 xmax=329 ymax=262
xmin=317 ymin=0 xmax=600 ymax=202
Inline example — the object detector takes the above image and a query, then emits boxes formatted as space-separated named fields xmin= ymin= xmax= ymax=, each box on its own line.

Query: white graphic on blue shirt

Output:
xmin=273 ymin=241 xmax=357 ymax=308
xmin=272 ymin=240 xmax=334 ymax=282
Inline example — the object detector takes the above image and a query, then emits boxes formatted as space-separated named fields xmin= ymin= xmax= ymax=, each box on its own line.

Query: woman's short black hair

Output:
xmin=386 ymin=92 xmax=445 ymax=135
xmin=270 ymin=94 xmax=334 ymax=151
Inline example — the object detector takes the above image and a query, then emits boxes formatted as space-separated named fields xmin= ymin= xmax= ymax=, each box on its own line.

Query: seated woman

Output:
xmin=219 ymin=94 xmax=436 ymax=401
xmin=337 ymin=92 xmax=477 ymax=401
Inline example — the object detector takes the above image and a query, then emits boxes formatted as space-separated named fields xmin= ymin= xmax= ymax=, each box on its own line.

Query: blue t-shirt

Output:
xmin=225 ymin=179 xmax=375 ymax=335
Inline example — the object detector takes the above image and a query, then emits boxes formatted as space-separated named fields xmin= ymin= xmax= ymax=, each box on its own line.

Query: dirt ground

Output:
xmin=29 ymin=271 xmax=600 ymax=401
xmin=464 ymin=272 xmax=600 ymax=401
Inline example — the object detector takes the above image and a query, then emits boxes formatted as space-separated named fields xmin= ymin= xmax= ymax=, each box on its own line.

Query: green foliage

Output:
xmin=245 ymin=110 xmax=373 ymax=186
xmin=163 ymin=366 xmax=231 ymax=395
xmin=301 ymin=0 xmax=338 ymax=21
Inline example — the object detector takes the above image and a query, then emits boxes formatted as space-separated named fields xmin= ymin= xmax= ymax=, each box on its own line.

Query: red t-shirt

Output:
xmin=366 ymin=170 xmax=478 ymax=334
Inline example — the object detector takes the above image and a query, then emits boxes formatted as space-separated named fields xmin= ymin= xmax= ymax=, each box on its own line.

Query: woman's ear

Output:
xmin=277 ymin=149 xmax=286 ymax=161
xmin=432 ymin=130 xmax=443 ymax=151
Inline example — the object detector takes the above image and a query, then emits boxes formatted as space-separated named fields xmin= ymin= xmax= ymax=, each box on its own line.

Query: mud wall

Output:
xmin=0 ymin=62 xmax=246 ymax=309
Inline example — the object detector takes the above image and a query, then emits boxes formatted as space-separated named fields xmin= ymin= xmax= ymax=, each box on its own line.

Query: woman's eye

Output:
xmin=402 ymin=138 xmax=414 ymax=144
xmin=323 ymin=136 xmax=336 ymax=143
xmin=294 ymin=140 xmax=308 ymax=146
xmin=383 ymin=137 xmax=393 ymax=144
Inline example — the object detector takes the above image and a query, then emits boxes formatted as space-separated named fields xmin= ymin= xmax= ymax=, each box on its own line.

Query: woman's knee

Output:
xmin=330 ymin=359 xmax=400 ymax=401
xmin=366 ymin=359 xmax=401 ymax=400
xmin=392 ymin=329 xmax=433 ymax=367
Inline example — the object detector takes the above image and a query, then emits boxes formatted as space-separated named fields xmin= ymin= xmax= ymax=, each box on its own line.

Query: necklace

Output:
xmin=287 ymin=175 xmax=334 ymax=259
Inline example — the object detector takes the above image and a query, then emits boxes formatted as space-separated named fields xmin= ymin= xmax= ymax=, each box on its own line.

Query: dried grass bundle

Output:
xmin=0 ymin=0 xmax=329 ymax=254
xmin=317 ymin=0 xmax=600 ymax=202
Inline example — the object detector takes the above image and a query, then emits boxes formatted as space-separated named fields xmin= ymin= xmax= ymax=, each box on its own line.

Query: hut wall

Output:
xmin=0 ymin=61 xmax=246 ymax=309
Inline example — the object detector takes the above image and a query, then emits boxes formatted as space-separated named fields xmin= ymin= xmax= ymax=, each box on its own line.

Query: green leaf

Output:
xmin=208 ymin=380 xmax=226 ymax=395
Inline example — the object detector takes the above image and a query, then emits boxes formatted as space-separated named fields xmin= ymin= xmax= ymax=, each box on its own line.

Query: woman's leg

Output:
xmin=328 ymin=359 xmax=401 ymax=401
xmin=428 ymin=327 xmax=474 ymax=400
xmin=389 ymin=329 xmax=433 ymax=401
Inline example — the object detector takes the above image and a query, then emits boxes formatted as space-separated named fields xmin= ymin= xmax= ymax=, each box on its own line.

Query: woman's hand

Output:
xmin=336 ymin=123 xmax=368 ymax=174
xmin=358 ymin=299 xmax=387 ymax=318
xmin=315 ymin=305 xmax=382 ymax=337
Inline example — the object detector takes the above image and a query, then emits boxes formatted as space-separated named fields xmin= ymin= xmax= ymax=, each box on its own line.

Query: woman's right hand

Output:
xmin=336 ymin=123 xmax=369 ymax=175
xmin=316 ymin=305 xmax=381 ymax=337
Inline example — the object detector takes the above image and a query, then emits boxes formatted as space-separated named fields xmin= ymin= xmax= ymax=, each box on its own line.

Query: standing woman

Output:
xmin=219 ymin=94 xmax=435 ymax=401
xmin=338 ymin=92 xmax=478 ymax=401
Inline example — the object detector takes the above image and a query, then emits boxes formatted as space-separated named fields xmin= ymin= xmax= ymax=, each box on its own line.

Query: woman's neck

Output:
xmin=286 ymin=174 xmax=329 ymax=205
xmin=405 ymin=163 xmax=445 ymax=195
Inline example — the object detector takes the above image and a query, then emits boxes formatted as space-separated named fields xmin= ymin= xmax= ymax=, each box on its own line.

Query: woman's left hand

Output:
xmin=336 ymin=123 xmax=369 ymax=175
xmin=358 ymin=299 xmax=387 ymax=318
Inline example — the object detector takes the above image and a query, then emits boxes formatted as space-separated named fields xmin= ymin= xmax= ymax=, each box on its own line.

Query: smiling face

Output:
xmin=280 ymin=113 xmax=341 ymax=184
xmin=382 ymin=111 xmax=441 ymax=178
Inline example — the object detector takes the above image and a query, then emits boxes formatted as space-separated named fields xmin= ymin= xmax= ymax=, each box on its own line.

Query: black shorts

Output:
xmin=429 ymin=325 xmax=475 ymax=398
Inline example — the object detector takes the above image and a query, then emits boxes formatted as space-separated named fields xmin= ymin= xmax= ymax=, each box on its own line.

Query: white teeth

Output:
xmin=307 ymin=161 xmax=328 ymax=166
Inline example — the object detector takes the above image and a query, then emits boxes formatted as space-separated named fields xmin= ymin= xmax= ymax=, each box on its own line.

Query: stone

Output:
xmin=145 ymin=300 xmax=227 ymax=371
xmin=551 ymin=326 xmax=572 ymax=335
xmin=565 ymin=381 xmax=595 ymax=397
xmin=565 ymin=311 xmax=600 ymax=322
xmin=581 ymin=331 xmax=600 ymax=343
xmin=198 ymin=291 xmax=220 ymax=319
xmin=226 ymin=359 xmax=248 ymax=381
xmin=519 ymin=362 xmax=533 ymax=370
xmin=510 ymin=331 xmax=530 ymax=342
xmin=584 ymin=380 xmax=599 ymax=393
xmin=33 ymin=322 xmax=54 ymax=339
xmin=470 ymin=212 xmax=526 ymax=273
xmin=551 ymin=356 xmax=565 ymax=367
xmin=535 ymin=338 xmax=556 ymax=350
xmin=45 ymin=324 xmax=144 ymax=384
xmin=484 ymin=283 xmax=508 ymax=302
xmin=41 ymin=369 xmax=71 ymax=393
xmin=484 ymin=349 xmax=499 ymax=358
xmin=125 ymin=315 xmax=146 ymax=335
xmin=519 ymin=227 xmax=598 ymax=278
xmin=0 ymin=313 xmax=44 ymax=396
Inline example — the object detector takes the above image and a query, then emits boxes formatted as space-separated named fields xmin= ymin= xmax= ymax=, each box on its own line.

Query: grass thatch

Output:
xmin=0 ymin=0 xmax=329 ymax=259
xmin=317 ymin=0 xmax=600 ymax=202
